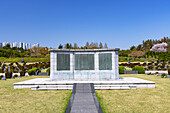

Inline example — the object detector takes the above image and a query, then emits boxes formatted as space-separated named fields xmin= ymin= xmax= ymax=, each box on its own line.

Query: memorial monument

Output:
xmin=49 ymin=48 xmax=119 ymax=80
xmin=14 ymin=48 xmax=155 ymax=90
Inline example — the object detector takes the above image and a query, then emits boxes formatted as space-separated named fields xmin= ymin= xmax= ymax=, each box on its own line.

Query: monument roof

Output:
xmin=49 ymin=48 xmax=119 ymax=52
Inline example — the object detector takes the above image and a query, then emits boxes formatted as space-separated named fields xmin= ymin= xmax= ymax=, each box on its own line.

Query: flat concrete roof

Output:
xmin=49 ymin=48 xmax=119 ymax=52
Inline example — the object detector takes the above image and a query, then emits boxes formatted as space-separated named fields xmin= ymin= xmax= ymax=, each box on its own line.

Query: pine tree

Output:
xmin=86 ymin=42 xmax=90 ymax=48
xmin=58 ymin=44 xmax=63 ymax=49
xmin=99 ymin=42 xmax=103 ymax=48
xmin=66 ymin=43 xmax=70 ymax=49
xmin=104 ymin=43 xmax=108 ymax=48
xmin=90 ymin=42 xmax=93 ymax=48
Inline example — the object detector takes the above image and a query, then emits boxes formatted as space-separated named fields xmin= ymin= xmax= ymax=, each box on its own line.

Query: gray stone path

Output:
xmin=66 ymin=83 xmax=103 ymax=113
xmin=70 ymin=83 xmax=98 ymax=113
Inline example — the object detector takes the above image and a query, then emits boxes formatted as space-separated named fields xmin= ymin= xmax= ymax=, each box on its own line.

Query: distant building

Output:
xmin=1 ymin=42 xmax=35 ymax=49
xmin=28 ymin=43 xmax=31 ymax=49
xmin=32 ymin=43 xmax=39 ymax=48
xmin=10 ymin=43 xmax=13 ymax=48
xmin=13 ymin=42 xmax=18 ymax=48
xmin=23 ymin=43 xmax=26 ymax=49
xmin=0 ymin=43 xmax=2 ymax=48
xmin=2 ymin=42 xmax=7 ymax=47
xmin=19 ymin=42 xmax=23 ymax=48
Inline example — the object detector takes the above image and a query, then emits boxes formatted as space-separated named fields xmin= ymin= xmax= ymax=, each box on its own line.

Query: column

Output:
xmin=50 ymin=52 xmax=55 ymax=80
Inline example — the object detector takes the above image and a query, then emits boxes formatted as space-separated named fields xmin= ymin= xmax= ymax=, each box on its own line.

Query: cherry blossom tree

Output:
xmin=150 ymin=42 xmax=168 ymax=52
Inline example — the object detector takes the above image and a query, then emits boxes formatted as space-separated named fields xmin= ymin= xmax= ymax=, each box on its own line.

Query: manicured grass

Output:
xmin=0 ymin=76 xmax=71 ymax=113
xmin=96 ymin=74 xmax=170 ymax=113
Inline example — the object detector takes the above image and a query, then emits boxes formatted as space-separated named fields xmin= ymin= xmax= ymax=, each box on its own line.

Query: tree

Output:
xmin=65 ymin=43 xmax=70 ymax=49
xmin=69 ymin=43 xmax=72 ymax=49
xmin=167 ymin=43 xmax=170 ymax=51
xmin=94 ymin=42 xmax=98 ymax=48
xmin=104 ymin=43 xmax=108 ymax=48
xmin=99 ymin=42 xmax=103 ymax=48
xmin=136 ymin=44 xmax=142 ymax=51
xmin=150 ymin=42 xmax=167 ymax=52
xmin=130 ymin=46 xmax=136 ymax=51
xmin=58 ymin=44 xmax=63 ymax=49
xmin=85 ymin=42 xmax=90 ymax=48
xmin=90 ymin=42 xmax=94 ymax=48
xmin=3 ymin=44 xmax=11 ymax=49
xmin=73 ymin=43 xmax=78 ymax=49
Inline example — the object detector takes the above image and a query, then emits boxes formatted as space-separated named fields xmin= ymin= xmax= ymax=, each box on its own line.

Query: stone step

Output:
xmin=31 ymin=84 xmax=136 ymax=90
xmin=31 ymin=85 xmax=73 ymax=90
xmin=95 ymin=85 xmax=136 ymax=90
xmin=37 ymin=87 xmax=72 ymax=90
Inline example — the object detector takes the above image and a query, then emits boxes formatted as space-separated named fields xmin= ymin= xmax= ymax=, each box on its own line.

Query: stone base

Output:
xmin=13 ymin=77 xmax=155 ymax=90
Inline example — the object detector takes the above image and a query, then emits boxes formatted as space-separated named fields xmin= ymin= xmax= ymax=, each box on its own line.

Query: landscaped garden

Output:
xmin=0 ymin=62 xmax=50 ymax=80
xmin=0 ymin=76 xmax=71 ymax=113
xmin=96 ymin=74 xmax=170 ymax=113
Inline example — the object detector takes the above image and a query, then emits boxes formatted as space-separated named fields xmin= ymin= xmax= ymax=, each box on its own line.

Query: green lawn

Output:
xmin=96 ymin=74 xmax=170 ymax=113
xmin=0 ymin=76 xmax=71 ymax=113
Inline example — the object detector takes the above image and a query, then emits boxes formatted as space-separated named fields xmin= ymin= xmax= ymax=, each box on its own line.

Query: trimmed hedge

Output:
xmin=140 ymin=60 xmax=145 ymax=62
xmin=132 ymin=66 xmax=145 ymax=74
xmin=148 ymin=59 xmax=152 ymax=62
xmin=119 ymin=66 xmax=124 ymax=74
xmin=28 ymin=68 xmax=41 ymax=75
xmin=46 ymin=68 xmax=50 ymax=74
xmin=5 ymin=71 xmax=12 ymax=78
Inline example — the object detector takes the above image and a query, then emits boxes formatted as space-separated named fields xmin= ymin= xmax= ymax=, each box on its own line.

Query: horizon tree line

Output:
xmin=58 ymin=42 xmax=108 ymax=49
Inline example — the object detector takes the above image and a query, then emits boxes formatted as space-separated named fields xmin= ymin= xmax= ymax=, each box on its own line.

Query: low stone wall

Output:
xmin=124 ymin=71 xmax=138 ymax=74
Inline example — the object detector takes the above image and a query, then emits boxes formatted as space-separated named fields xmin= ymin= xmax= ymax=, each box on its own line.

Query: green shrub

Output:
xmin=148 ymin=59 xmax=152 ymax=62
xmin=119 ymin=60 xmax=124 ymax=62
xmin=119 ymin=66 xmax=124 ymax=74
xmin=27 ymin=68 xmax=41 ymax=75
xmin=132 ymin=66 xmax=145 ymax=74
xmin=5 ymin=71 xmax=12 ymax=78
xmin=161 ymin=73 xmax=167 ymax=78
xmin=0 ymin=75 xmax=3 ymax=80
xmin=130 ymin=60 xmax=134 ymax=62
xmin=124 ymin=57 xmax=128 ymax=60
xmin=46 ymin=68 xmax=50 ymax=74
xmin=135 ymin=58 xmax=140 ymax=61
xmin=140 ymin=60 xmax=145 ymax=62
xmin=20 ymin=71 xmax=25 ymax=76
xmin=0 ymin=68 xmax=3 ymax=73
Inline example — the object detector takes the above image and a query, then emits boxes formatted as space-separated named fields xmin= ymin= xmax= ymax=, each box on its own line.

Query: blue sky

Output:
xmin=0 ymin=0 xmax=170 ymax=49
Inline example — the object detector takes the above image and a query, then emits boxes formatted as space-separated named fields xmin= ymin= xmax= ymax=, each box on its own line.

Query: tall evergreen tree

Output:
xmin=104 ymin=43 xmax=108 ymax=48
xmin=86 ymin=42 xmax=90 ymax=48
xmin=58 ymin=44 xmax=63 ymax=49
xmin=99 ymin=42 xmax=103 ymax=48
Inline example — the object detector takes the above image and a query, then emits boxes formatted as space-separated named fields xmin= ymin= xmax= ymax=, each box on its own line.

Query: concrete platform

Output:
xmin=13 ymin=77 xmax=155 ymax=90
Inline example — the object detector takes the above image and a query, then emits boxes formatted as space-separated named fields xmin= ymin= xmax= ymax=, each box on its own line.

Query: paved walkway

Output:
xmin=66 ymin=83 xmax=102 ymax=113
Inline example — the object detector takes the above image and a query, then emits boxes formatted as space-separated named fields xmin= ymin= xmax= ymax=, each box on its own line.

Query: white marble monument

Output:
xmin=49 ymin=48 xmax=119 ymax=80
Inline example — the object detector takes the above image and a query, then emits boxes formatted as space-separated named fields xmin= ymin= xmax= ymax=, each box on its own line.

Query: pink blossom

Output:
xmin=150 ymin=42 xmax=167 ymax=52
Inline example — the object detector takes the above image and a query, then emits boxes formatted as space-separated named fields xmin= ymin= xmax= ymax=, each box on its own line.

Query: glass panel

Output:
xmin=57 ymin=54 xmax=70 ymax=70
xmin=75 ymin=54 xmax=81 ymax=70
xmin=75 ymin=54 xmax=94 ymax=70
xmin=99 ymin=53 xmax=112 ymax=70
